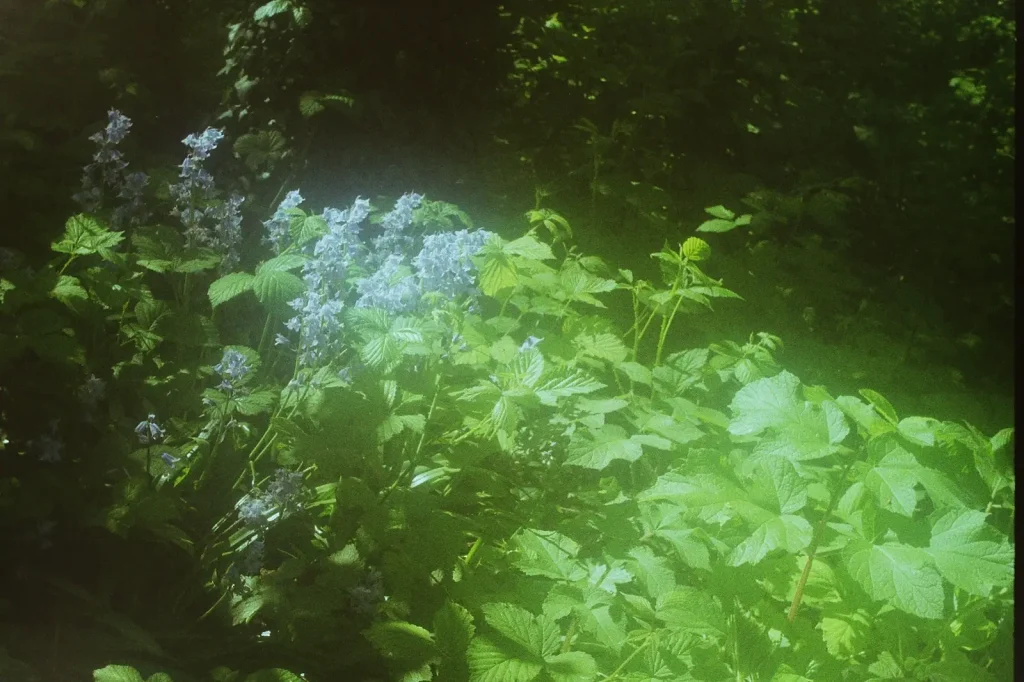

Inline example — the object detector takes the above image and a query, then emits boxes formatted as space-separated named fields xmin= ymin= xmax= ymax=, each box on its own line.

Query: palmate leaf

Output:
xmin=565 ymin=424 xmax=668 ymax=470
xmin=864 ymin=439 xmax=920 ymax=517
xmin=655 ymin=586 xmax=727 ymax=639
xmin=92 ymin=665 xmax=145 ymax=682
xmin=534 ymin=370 xmax=604 ymax=406
xmin=467 ymin=637 xmax=543 ymax=682
xmin=727 ymin=514 xmax=812 ymax=566
xmin=846 ymin=540 xmax=944 ymax=619
xmin=544 ymin=652 xmax=597 ymax=682
xmin=926 ymin=509 xmax=1014 ymax=597
xmin=52 ymin=214 xmax=124 ymax=258
xmin=627 ymin=546 xmax=677 ymax=599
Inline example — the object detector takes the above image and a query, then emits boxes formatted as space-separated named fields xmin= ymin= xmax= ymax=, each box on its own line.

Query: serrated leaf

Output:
xmin=478 ymin=251 xmax=519 ymax=297
xmin=565 ymin=424 xmax=649 ymax=469
xmin=252 ymin=269 xmax=305 ymax=307
xmin=257 ymin=253 xmax=307 ymax=273
xmin=534 ymin=370 xmax=604 ymax=406
xmin=727 ymin=514 xmax=812 ymax=566
xmin=434 ymin=601 xmax=475 ymax=659
xmin=573 ymin=332 xmax=628 ymax=362
xmin=818 ymin=610 xmax=870 ymax=657
xmin=243 ymin=671 xmax=305 ymax=682
xmin=51 ymin=275 xmax=88 ymax=304
xmin=235 ymin=389 xmax=278 ymax=416
xmin=253 ymin=0 xmax=289 ymax=21
xmin=209 ymin=272 xmax=255 ymax=307
xmin=93 ymin=665 xmax=146 ymax=682
xmin=628 ymin=546 xmax=676 ymax=599
xmin=897 ymin=416 xmax=940 ymax=447
xmin=504 ymin=235 xmax=555 ymax=261
xmin=232 ymin=594 xmax=264 ymax=625
xmin=865 ymin=448 xmax=919 ymax=517
xmin=615 ymin=361 xmax=652 ymax=385
xmin=543 ymin=651 xmax=597 ymax=682
xmin=728 ymin=371 xmax=802 ymax=436
xmin=655 ymin=587 xmax=726 ymax=638
xmin=53 ymin=214 xmax=124 ymax=257
xmin=512 ymin=530 xmax=587 ymax=582
xmin=467 ymin=637 xmax=543 ymax=682
xmin=926 ymin=509 xmax=1014 ymax=597
xmin=364 ymin=621 xmax=437 ymax=664
xmin=482 ymin=603 xmax=559 ymax=658
xmin=846 ymin=542 xmax=944 ymax=619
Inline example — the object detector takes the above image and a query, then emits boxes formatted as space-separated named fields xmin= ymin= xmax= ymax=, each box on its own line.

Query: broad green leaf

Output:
xmin=253 ymin=0 xmax=290 ymax=21
xmin=638 ymin=411 xmax=703 ymax=446
xmin=576 ymin=397 xmax=629 ymax=414
xmin=655 ymin=587 xmax=726 ymax=638
xmin=573 ymin=332 xmax=628 ymax=362
xmin=897 ymin=416 xmax=941 ymax=447
xmin=565 ymin=424 xmax=648 ymax=469
xmin=504 ymin=235 xmax=555 ymax=261
xmin=868 ymin=651 xmax=902 ymax=678
xmin=846 ymin=542 xmax=944 ymax=619
xmin=628 ymin=546 xmax=676 ymax=599
xmin=482 ymin=603 xmax=559 ymax=658
xmin=927 ymin=509 xmax=1014 ymax=597
xmin=753 ymin=458 xmax=808 ymax=515
xmin=615 ymin=361 xmax=652 ymax=385
xmin=364 ymin=621 xmax=437 ymax=666
xmin=859 ymin=388 xmax=898 ymax=424
xmin=434 ymin=601 xmax=475 ymax=660
xmin=232 ymin=594 xmax=264 ymax=625
xmin=579 ymin=605 xmax=625 ymax=654
xmin=835 ymin=395 xmax=894 ymax=437
xmin=53 ymin=214 xmax=124 ymax=257
xmin=258 ymin=253 xmax=307 ymax=273
xmin=235 ymin=389 xmax=278 ymax=416
xmin=512 ymin=530 xmax=587 ymax=582
xmin=818 ymin=610 xmax=870 ymax=657
xmin=290 ymin=215 xmax=326 ymax=245
xmin=51 ymin=275 xmax=88 ymax=304
xmin=696 ymin=218 xmax=738 ymax=233
xmin=478 ymin=250 xmax=519 ymax=297
xmin=705 ymin=205 xmax=735 ymax=220
xmin=209 ymin=272 xmax=255 ymax=307
xmin=865 ymin=447 xmax=919 ymax=517
xmin=534 ymin=370 xmax=604 ymax=406
xmin=252 ymin=269 xmax=305 ymax=308
xmin=93 ymin=665 xmax=145 ymax=682
xmin=728 ymin=371 xmax=802 ymax=436
xmin=543 ymin=651 xmax=597 ymax=682
xmin=728 ymin=514 xmax=812 ymax=566
xmin=467 ymin=637 xmax=542 ymax=682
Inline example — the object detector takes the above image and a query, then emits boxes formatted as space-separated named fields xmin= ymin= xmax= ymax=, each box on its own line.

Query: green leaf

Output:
xmin=252 ymin=269 xmax=305 ymax=308
xmin=209 ymin=272 xmax=255 ymax=307
xmin=865 ymin=445 xmax=920 ymax=517
xmin=512 ymin=530 xmax=587 ymax=582
xmin=705 ymin=205 xmax=735 ymax=220
xmin=51 ymin=275 xmax=88 ymax=304
xmin=696 ymin=218 xmax=739 ymax=233
xmin=504 ymin=235 xmax=555 ymax=261
xmin=727 ymin=514 xmax=812 ymax=566
xmin=628 ymin=546 xmax=676 ymax=599
xmin=859 ymin=388 xmax=898 ymax=424
xmin=615 ymin=361 xmax=652 ymax=385
xmin=846 ymin=542 xmax=944 ymax=619
xmin=573 ymin=332 xmax=628 ymax=362
xmin=434 ymin=601 xmax=475 ymax=660
xmin=467 ymin=637 xmax=543 ymax=682
xmin=482 ymin=603 xmax=560 ymax=658
xmin=53 ymin=214 xmax=124 ymax=257
xmin=478 ymin=250 xmax=519 ymax=297
xmin=534 ymin=370 xmax=604 ymax=406
xmin=897 ymin=416 xmax=941 ymax=447
xmin=565 ymin=424 xmax=650 ymax=469
xmin=543 ymin=651 xmax=597 ymax=682
xmin=253 ymin=0 xmax=290 ymax=21
xmin=728 ymin=371 xmax=802 ymax=436
xmin=93 ymin=665 xmax=146 ymax=682
xmin=818 ymin=610 xmax=870 ymax=657
xmin=655 ymin=587 xmax=726 ymax=638
xmin=290 ymin=215 xmax=326 ymax=245
xmin=232 ymin=594 xmax=264 ymax=625
xmin=235 ymin=389 xmax=278 ymax=416
xmin=364 ymin=621 xmax=438 ymax=666
xmin=926 ymin=509 xmax=1014 ymax=597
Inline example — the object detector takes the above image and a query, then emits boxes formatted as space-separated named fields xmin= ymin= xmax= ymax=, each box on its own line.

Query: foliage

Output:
xmin=0 ymin=111 xmax=1013 ymax=681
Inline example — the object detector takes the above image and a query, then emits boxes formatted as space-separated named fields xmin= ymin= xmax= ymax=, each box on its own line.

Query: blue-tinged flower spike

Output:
xmin=263 ymin=189 xmax=304 ymax=254
xmin=78 ymin=374 xmax=106 ymax=409
xmin=367 ymin=192 xmax=423 ymax=268
xmin=238 ymin=538 xmax=265 ymax=575
xmin=134 ymin=413 xmax=166 ymax=445
xmin=214 ymin=348 xmax=251 ymax=392
xmin=73 ymin=110 xmax=150 ymax=227
xmin=282 ymin=196 xmax=370 ymax=366
xmin=354 ymin=253 xmax=422 ymax=314
xmin=413 ymin=228 xmax=495 ymax=299
xmin=267 ymin=468 xmax=304 ymax=507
